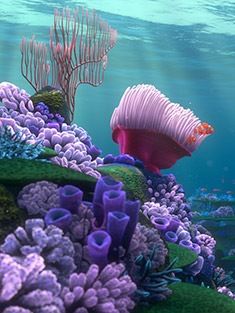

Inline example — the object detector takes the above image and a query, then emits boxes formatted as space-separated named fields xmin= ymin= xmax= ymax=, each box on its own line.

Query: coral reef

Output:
xmin=0 ymin=219 xmax=76 ymax=282
xmin=0 ymin=82 xmax=102 ymax=179
xmin=61 ymin=263 xmax=136 ymax=313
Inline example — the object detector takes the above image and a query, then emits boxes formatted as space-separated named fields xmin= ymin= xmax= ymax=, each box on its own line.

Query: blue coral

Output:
xmin=0 ymin=126 xmax=43 ymax=160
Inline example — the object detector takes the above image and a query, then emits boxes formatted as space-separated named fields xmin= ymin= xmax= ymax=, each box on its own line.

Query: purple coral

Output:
xmin=0 ymin=82 xmax=103 ymax=178
xmin=195 ymin=233 xmax=216 ymax=257
xmin=0 ymin=219 xmax=76 ymax=282
xmin=0 ymin=253 xmax=64 ymax=313
xmin=128 ymin=223 xmax=168 ymax=271
xmin=61 ymin=263 xmax=136 ymax=313
xmin=143 ymin=173 xmax=192 ymax=227
xmin=17 ymin=181 xmax=60 ymax=217
xmin=211 ymin=206 xmax=234 ymax=218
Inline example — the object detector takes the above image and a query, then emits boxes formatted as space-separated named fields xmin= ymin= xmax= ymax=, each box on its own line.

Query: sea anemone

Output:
xmin=110 ymin=84 xmax=214 ymax=173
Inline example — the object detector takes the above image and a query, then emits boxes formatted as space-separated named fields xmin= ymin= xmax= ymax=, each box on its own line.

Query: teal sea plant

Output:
xmin=0 ymin=124 xmax=43 ymax=160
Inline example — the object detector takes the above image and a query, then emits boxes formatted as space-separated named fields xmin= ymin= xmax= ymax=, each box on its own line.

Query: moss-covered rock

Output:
xmin=30 ymin=86 xmax=70 ymax=124
xmin=38 ymin=147 xmax=58 ymax=159
xmin=167 ymin=242 xmax=198 ymax=268
xmin=97 ymin=163 xmax=150 ymax=203
xmin=0 ymin=159 xmax=97 ymax=195
xmin=0 ymin=185 xmax=27 ymax=242
xmin=134 ymin=282 xmax=235 ymax=313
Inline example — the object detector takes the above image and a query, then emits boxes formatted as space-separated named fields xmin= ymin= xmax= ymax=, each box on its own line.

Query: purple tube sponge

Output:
xmin=87 ymin=230 xmax=112 ymax=269
xmin=165 ymin=231 xmax=178 ymax=243
xmin=167 ymin=217 xmax=181 ymax=232
xmin=184 ymin=256 xmax=204 ymax=276
xmin=59 ymin=185 xmax=83 ymax=214
xmin=103 ymin=189 xmax=126 ymax=213
xmin=61 ymin=263 xmax=136 ymax=313
xmin=107 ymin=211 xmax=130 ymax=248
xmin=151 ymin=216 xmax=170 ymax=231
xmin=123 ymin=200 xmax=141 ymax=250
xmin=179 ymin=239 xmax=193 ymax=249
xmin=191 ymin=243 xmax=201 ymax=255
xmin=44 ymin=208 xmax=72 ymax=230
xmin=0 ymin=252 xmax=64 ymax=313
xmin=93 ymin=176 xmax=123 ymax=226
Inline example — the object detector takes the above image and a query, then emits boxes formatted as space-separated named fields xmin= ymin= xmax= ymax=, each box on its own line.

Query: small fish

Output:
xmin=212 ymin=188 xmax=221 ymax=193
xmin=200 ymin=188 xmax=207 ymax=192
xmin=226 ymin=190 xmax=234 ymax=195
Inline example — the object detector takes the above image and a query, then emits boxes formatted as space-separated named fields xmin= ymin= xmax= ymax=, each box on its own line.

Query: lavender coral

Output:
xmin=0 ymin=253 xmax=64 ymax=313
xmin=0 ymin=82 xmax=102 ymax=178
xmin=61 ymin=263 xmax=136 ymax=313
xmin=17 ymin=181 xmax=60 ymax=217
xmin=0 ymin=219 xmax=76 ymax=282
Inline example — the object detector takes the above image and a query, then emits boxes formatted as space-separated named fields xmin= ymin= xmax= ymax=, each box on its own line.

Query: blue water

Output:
xmin=0 ymin=0 xmax=234 ymax=196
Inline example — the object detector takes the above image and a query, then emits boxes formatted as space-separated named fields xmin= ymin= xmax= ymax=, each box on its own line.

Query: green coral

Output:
xmin=0 ymin=159 xmax=97 ymax=196
xmin=134 ymin=283 xmax=235 ymax=313
xmin=0 ymin=185 xmax=26 ymax=242
xmin=30 ymin=86 xmax=70 ymax=123
xmin=167 ymin=242 xmax=198 ymax=268
xmin=38 ymin=147 xmax=58 ymax=159
xmin=97 ymin=163 xmax=150 ymax=203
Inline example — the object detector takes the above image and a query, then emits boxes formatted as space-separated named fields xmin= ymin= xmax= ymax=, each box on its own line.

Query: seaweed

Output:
xmin=97 ymin=163 xmax=150 ymax=203
xmin=134 ymin=282 xmax=235 ymax=313
xmin=167 ymin=243 xmax=198 ymax=269
xmin=0 ymin=158 xmax=97 ymax=195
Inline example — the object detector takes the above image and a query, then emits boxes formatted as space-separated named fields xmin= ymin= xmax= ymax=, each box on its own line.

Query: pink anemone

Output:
xmin=110 ymin=84 xmax=214 ymax=174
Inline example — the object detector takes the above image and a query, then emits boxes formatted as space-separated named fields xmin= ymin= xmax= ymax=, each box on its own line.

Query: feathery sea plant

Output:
xmin=133 ymin=248 xmax=182 ymax=303
xmin=0 ymin=126 xmax=43 ymax=160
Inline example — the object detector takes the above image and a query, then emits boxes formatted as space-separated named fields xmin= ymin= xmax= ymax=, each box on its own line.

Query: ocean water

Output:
xmin=0 ymin=0 xmax=234 ymax=196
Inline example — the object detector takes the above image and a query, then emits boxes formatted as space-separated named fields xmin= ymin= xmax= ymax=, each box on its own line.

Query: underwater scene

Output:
xmin=0 ymin=1 xmax=235 ymax=312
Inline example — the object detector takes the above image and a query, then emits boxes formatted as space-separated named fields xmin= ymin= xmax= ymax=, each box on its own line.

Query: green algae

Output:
xmin=0 ymin=158 xmax=96 ymax=193
xmin=135 ymin=282 xmax=235 ymax=313
xmin=38 ymin=147 xmax=58 ymax=159
xmin=30 ymin=86 xmax=70 ymax=123
xmin=97 ymin=163 xmax=150 ymax=203
xmin=167 ymin=242 xmax=198 ymax=268
xmin=0 ymin=184 xmax=27 ymax=242
xmin=192 ymin=216 xmax=235 ymax=222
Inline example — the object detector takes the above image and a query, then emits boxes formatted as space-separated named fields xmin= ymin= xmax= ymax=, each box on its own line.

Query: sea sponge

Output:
xmin=111 ymin=84 xmax=214 ymax=173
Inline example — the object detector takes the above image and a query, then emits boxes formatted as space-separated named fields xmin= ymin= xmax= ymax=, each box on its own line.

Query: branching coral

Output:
xmin=0 ymin=219 xmax=76 ymax=282
xmin=17 ymin=181 xmax=60 ymax=216
xmin=0 ymin=253 xmax=64 ymax=313
xmin=61 ymin=263 xmax=136 ymax=313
